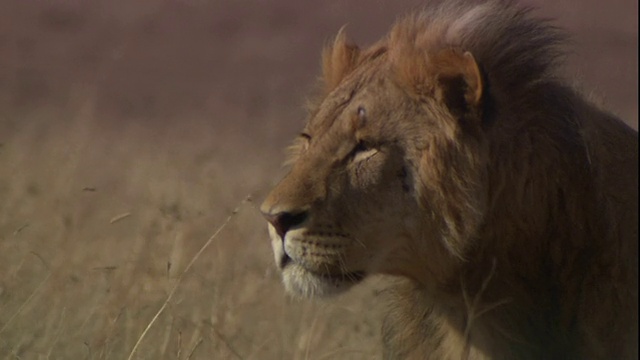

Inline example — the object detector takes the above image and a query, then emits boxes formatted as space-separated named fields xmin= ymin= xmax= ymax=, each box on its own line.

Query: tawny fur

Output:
xmin=261 ymin=1 xmax=638 ymax=359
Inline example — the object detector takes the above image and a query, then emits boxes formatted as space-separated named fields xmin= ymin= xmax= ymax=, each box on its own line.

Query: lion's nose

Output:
xmin=262 ymin=210 xmax=308 ymax=239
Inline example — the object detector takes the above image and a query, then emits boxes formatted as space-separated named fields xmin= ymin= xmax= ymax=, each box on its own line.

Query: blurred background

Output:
xmin=0 ymin=0 xmax=636 ymax=358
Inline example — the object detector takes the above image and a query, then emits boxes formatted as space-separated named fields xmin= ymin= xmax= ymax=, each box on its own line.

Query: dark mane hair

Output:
xmin=400 ymin=1 xmax=563 ymax=85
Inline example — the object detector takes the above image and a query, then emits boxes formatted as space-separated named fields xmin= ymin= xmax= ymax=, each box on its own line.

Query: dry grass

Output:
xmin=0 ymin=104 xmax=388 ymax=359
xmin=0 ymin=0 xmax=636 ymax=359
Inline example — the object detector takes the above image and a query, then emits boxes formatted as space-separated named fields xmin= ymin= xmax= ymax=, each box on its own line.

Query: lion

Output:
xmin=260 ymin=0 xmax=638 ymax=358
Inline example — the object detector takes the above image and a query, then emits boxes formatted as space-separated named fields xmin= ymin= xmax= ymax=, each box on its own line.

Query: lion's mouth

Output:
xmin=315 ymin=269 xmax=366 ymax=283
xmin=278 ymin=252 xmax=292 ymax=268
xmin=279 ymin=253 xmax=365 ymax=283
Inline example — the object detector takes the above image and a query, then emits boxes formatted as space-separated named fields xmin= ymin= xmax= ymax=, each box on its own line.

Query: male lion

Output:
xmin=260 ymin=0 xmax=638 ymax=358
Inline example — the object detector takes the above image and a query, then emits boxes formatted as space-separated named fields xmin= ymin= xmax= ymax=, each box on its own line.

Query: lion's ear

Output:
xmin=431 ymin=49 xmax=483 ymax=123
xmin=322 ymin=27 xmax=361 ymax=93
xmin=393 ymin=45 xmax=484 ymax=124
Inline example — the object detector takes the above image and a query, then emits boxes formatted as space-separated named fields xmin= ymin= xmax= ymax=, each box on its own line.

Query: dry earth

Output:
xmin=0 ymin=0 xmax=636 ymax=359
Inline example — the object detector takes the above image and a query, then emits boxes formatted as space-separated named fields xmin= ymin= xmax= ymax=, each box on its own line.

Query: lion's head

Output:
xmin=260 ymin=16 xmax=498 ymax=298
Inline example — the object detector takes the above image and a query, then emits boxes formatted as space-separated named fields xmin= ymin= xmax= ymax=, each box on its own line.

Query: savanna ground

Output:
xmin=0 ymin=0 xmax=636 ymax=359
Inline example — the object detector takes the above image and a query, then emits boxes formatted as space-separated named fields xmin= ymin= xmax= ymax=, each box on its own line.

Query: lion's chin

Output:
xmin=281 ymin=263 xmax=365 ymax=299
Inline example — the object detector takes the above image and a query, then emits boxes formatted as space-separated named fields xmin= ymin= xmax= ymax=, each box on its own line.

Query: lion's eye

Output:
xmin=299 ymin=132 xmax=311 ymax=150
xmin=351 ymin=140 xmax=379 ymax=163
xmin=285 ymin=132 xmax=311 ymax=165
xmin=354 ymin=140 xmax=368 ymax=153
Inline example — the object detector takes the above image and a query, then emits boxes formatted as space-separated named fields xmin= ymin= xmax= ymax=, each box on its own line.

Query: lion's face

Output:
xmin=261 ymin=35 xmax=488 ymax=298
xmin=261 ymin=72 xmax=422 ymax=298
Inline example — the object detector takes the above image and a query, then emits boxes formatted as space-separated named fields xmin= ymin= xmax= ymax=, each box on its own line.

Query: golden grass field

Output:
xmin=0 ymin=0 xmax=636 ymax=358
